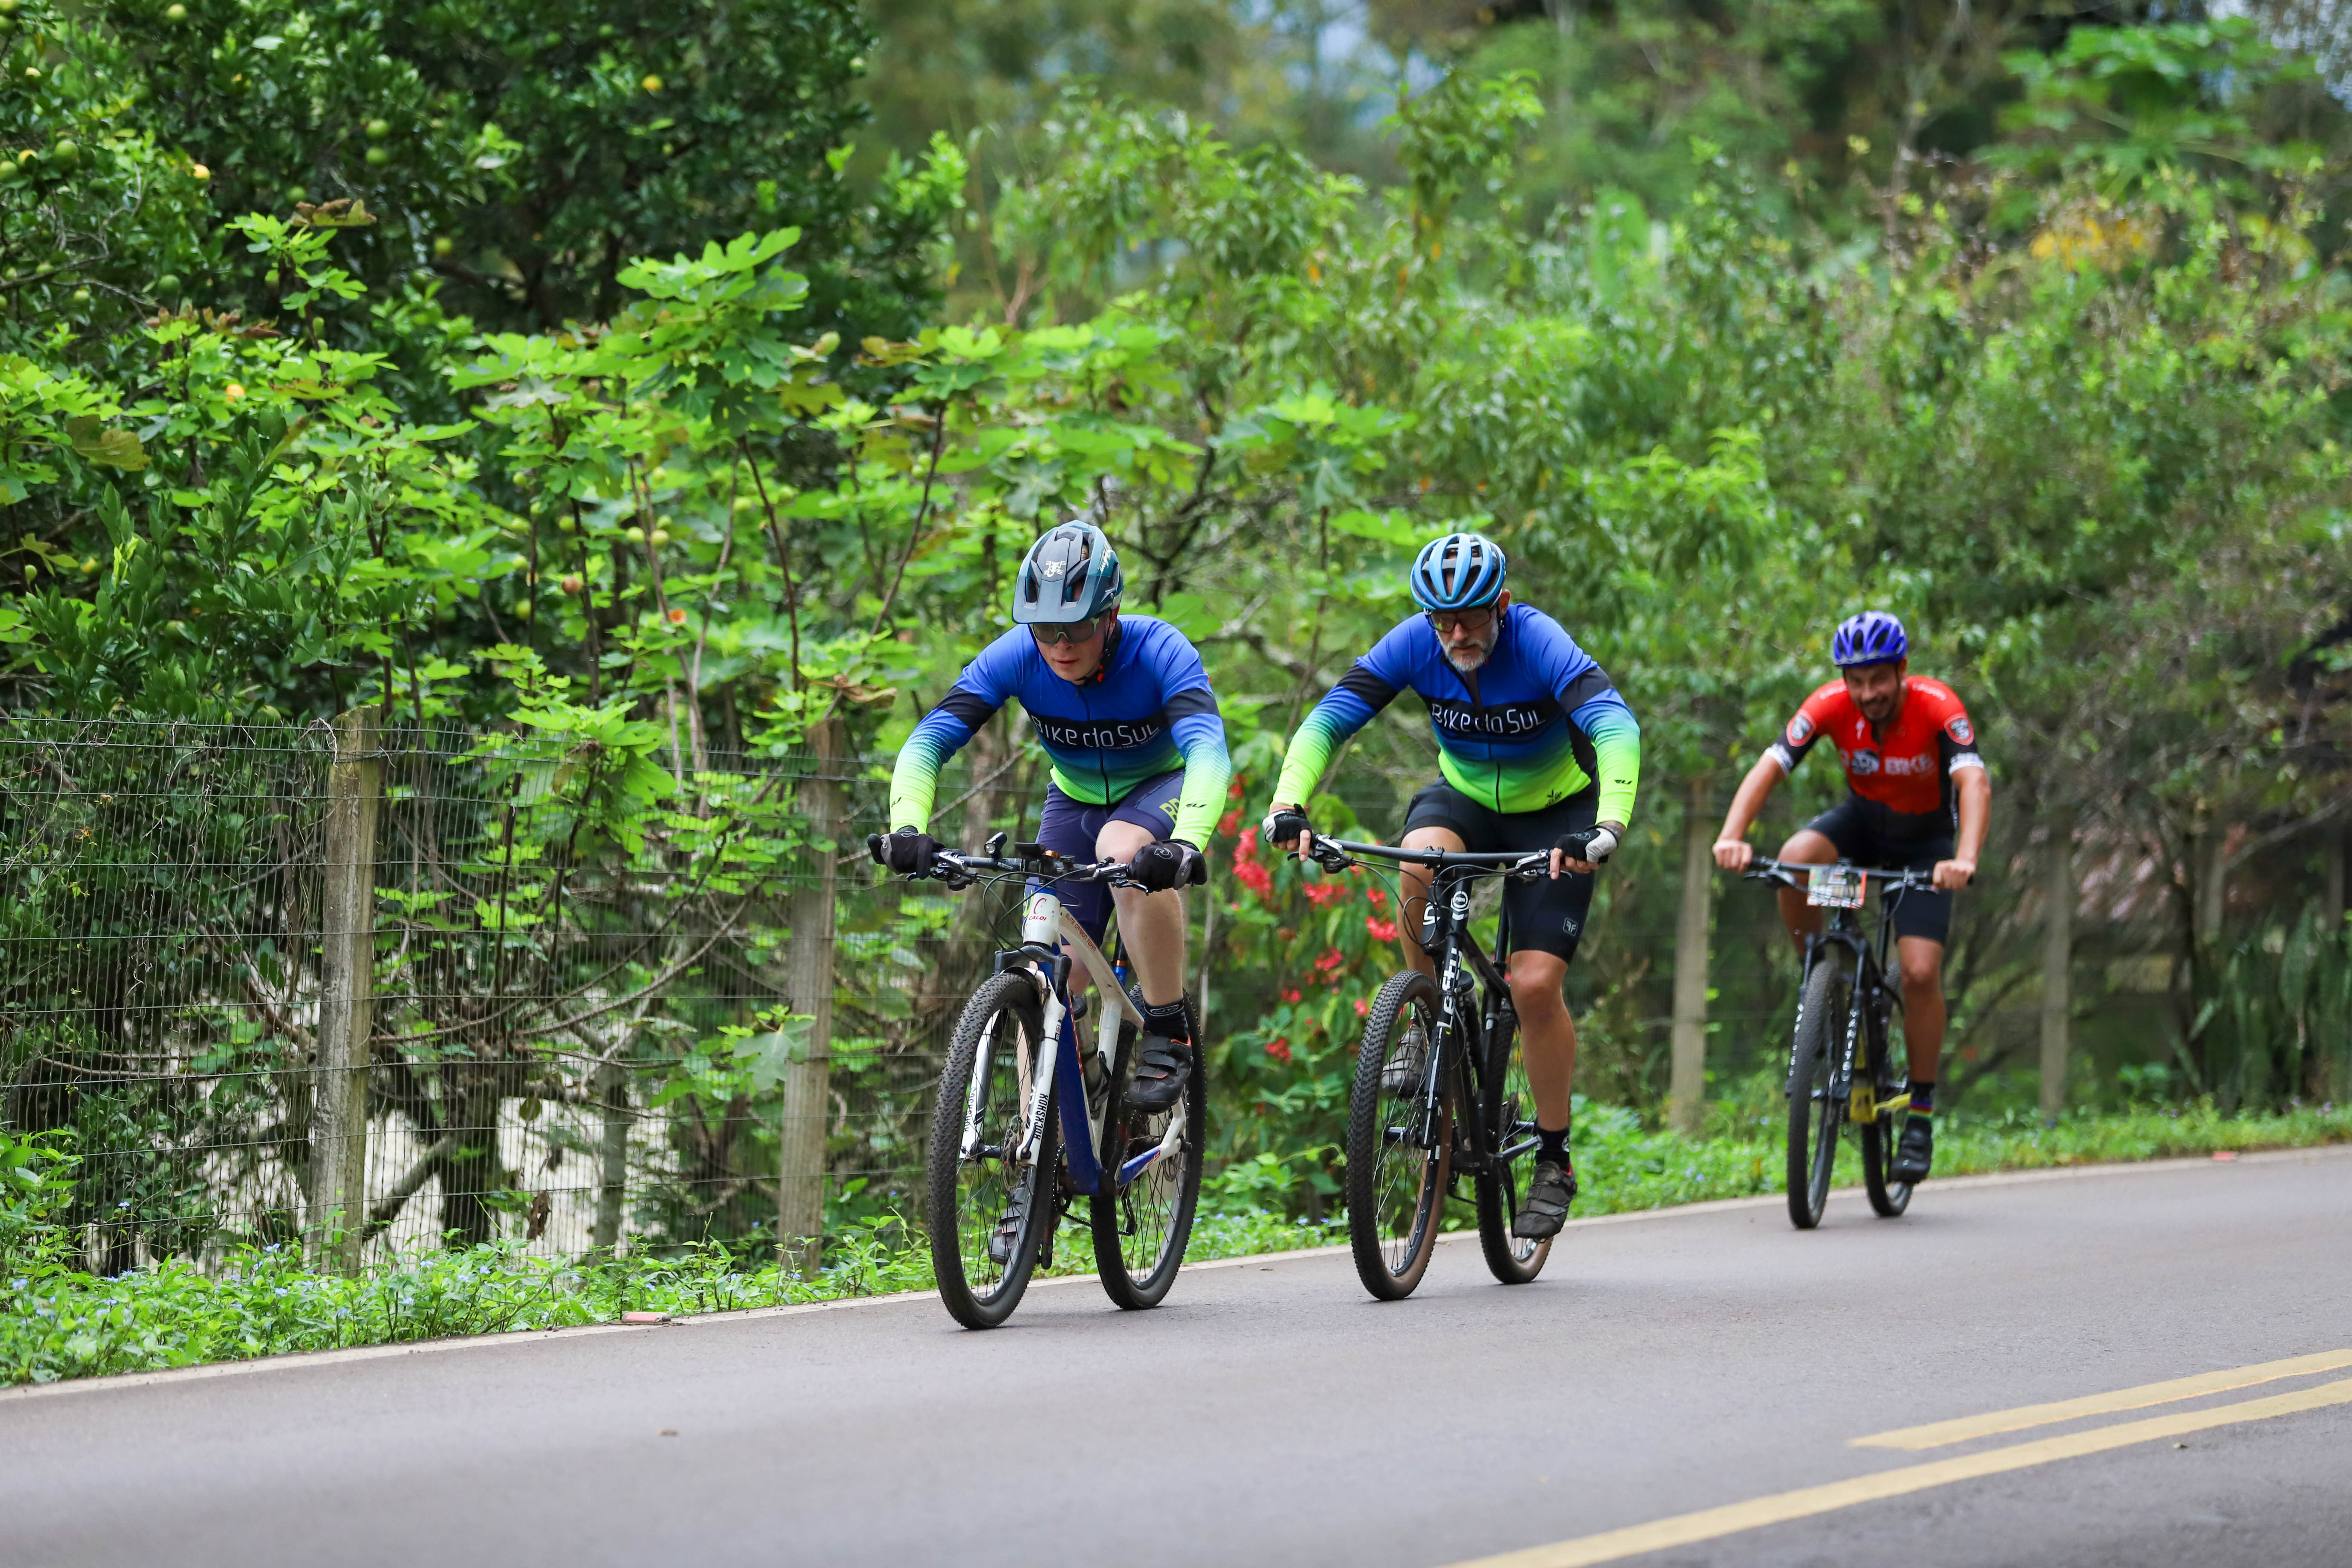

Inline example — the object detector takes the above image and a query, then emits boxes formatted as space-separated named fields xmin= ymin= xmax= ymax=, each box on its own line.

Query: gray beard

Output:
xmin=1446 ymin=642 xmax=1492 ymax=674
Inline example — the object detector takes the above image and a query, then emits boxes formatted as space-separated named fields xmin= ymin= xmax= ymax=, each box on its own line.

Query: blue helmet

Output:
xmin=1012 ymin=521 xmax=1122 ymax=625
xmin=1409 ymin=532 xmax=1507 ymax=611
xmin=1832 ymin=611 xmax=1908 ymax=668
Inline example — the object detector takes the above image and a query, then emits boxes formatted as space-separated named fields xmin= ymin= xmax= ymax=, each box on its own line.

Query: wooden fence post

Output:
xmin=592 ymin=1058 xmax=628 ymax=1257
xmin=1668 ymin=776 xmax=1713 ymax=1136
xmin=2039 ymin=810 xmax=2075 ymax=1125
xmin=778 ymin=717 xmax=841 ymax=1271
xmin=310 ymin=707 xmax=380 ymax=1273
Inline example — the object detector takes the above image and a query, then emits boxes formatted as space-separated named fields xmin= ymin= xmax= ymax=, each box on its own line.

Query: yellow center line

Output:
xmin=1850 ymin=1347 xmax=2352 ymax=1450
xmin=1439 ymin=1376 xmax=2352 ymax=1568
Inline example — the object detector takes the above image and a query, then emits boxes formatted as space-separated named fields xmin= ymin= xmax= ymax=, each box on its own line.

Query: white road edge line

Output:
xmin=5 ymin=1141 xmax=2343 ymax=1405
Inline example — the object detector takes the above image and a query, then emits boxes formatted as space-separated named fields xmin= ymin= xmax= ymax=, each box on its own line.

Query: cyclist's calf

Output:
xmin=1093 ymin=819 xmax=1187 ymax=1011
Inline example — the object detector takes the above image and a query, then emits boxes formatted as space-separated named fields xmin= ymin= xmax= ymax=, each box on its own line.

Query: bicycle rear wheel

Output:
xmin=1347 ymin=970 xmax=1452 ymax=1301
xmin=1785 ymin=955 xmax=1848 ymax=1231
xmin=1860 ymin=1009 xmax=1914 ymax=1218
xmin=926 ymin=971 xmax=1060 ymax=1329
xmin=1092 ymin=997 xmax=1207 ymax=1308
xmin=1475 ymin=1003 xmax=1550 ymax=1285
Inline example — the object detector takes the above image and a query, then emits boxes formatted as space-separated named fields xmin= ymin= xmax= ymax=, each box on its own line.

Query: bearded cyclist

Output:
xmin=1710 ymin=611 xmax=1990 ymax=1184
xmin=883 ymin=521 xmax=1231 ymax=1127
xmin=1262 ymin=532 xmax=1640 ymax=1240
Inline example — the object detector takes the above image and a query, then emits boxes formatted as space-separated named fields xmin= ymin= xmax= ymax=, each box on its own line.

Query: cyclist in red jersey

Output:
xmin=1711 ymin=611 xmax=1990 ymax=1182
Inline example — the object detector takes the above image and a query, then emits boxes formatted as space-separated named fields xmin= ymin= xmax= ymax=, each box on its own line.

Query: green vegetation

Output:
xmin=3 ymin=0 xmax=2351 ymax=1359
xmin=8 ymin=1102 xmax=2344 ymax=1386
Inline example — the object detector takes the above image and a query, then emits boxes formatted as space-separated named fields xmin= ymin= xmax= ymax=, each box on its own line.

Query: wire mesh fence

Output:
xmin=0 ymin=714 xmax=1024 ymax=1274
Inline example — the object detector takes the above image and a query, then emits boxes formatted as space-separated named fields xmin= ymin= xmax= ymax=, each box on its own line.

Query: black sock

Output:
xmin=1537 ymin=1123 xmax=1573 ymax=1167
xmin=1142 ymin=998 xmax=1191 ymax=1044
xmin=1906 ymin=1079 xmax=1936 ymax=1121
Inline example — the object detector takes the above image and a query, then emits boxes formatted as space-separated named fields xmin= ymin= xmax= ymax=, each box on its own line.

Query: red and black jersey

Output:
xmin=1769 ymin=676 xmax=1985 ymax=830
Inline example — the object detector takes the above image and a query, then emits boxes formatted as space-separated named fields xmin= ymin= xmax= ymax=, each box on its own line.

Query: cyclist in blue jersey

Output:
xmin=884 ymin=521 xmax=1231 ymax=1122
xmin=1263 ymin=533 xmax=1640 ymax=1239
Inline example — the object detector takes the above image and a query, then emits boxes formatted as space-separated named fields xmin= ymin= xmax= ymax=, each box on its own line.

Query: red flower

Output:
xmin=1281 ymin=988 xmax=1302 ymax=1004
xmin=1218 ymin=810 xmax=1242 ymax=839
xmin=1354 ymin=997 xmax=1370 ymax=1017
xmin=1233 ymin=859 xmax=1274 ymax=901
xmin=1367 ymin=887 xmax=1387 ymax=910
xmin=1365 ymin=917 xmax=1399 ymax=942
xmin=1303 ymin=880 xmax=1347 ymax=907
xmin=1228 ymin=778 xmax=1246 ymax=801
xmin=1265 ymin=1037 xmax=1292 ymax=1065
xmin=1312 ymin=948 xmax=1344 ymax=980
xmin=1236 ymin=826 xmax=1260 ymax=861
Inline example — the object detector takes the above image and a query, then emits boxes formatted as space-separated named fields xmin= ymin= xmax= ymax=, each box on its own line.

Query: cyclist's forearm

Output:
xmin=1954 ymin=766 xmax=1990 ymax=862
xmin=886 ymin=710 xmax=974 ymax=831
xmin=1717 ymin=752 xmax=1784 ymax=843
xmin=1269 ymin=702 xmax=1360 ymax=813
xmin=1571 ymin=694 xmax=1640 ymax=827
xmin=1170 ymin=715 xmax=1232 ymax=845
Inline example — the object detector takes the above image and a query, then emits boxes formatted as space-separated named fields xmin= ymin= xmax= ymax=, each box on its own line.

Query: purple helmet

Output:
xmin=1832 ymin=611 xmax=1908 ymax=668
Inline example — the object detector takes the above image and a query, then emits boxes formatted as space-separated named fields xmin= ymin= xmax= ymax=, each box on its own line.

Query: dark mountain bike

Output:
xmin=1305 ymin=836 xmax=1554 ymax=1300
xmin=869 ymin=832 xmax=1206 ymax=1329
xmin=1736 ymin=856 xmax=1935 ymax=1230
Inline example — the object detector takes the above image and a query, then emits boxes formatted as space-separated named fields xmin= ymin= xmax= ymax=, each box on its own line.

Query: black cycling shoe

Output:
xmin=1380 ymin=1019 xmax=1430 ymax=1096
xmin=986 ymin=1191 xmax=1029 ymax=1266
xmin=1512 ymin=1159 xmax=1578 ymax=1239
xmin=1125 ymin=1037 xmax=1193 ymax=1114
xmin=1890 ymin=1115 xmax=1934 ymax=1183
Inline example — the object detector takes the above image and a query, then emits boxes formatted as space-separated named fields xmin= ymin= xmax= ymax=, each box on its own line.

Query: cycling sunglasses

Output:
xmin=1029 ymin=616 xmax=1105 ymax=647
xmin=1426 ymin=606 xmax=1498 ymax=635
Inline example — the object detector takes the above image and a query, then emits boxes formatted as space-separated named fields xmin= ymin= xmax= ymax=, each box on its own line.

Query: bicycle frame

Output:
xmin=1774 ymin=861 xmax=1929 ymax=1124
xmin=1316 ymin=839 xmax=1539 ymax=1178
xmin=953 ymin=866 xmax=1169 ymax=1200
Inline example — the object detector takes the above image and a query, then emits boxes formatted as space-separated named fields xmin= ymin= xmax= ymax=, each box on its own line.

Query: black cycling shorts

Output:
xmin=1800 ymin=795 xmax=1954 ymax=945
xmin=1402 ymin=780 xmax=1597 ymax=962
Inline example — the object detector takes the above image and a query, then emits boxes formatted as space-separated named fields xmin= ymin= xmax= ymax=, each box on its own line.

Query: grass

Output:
xmin=5 ymin=1099 xmax=2345 ymax=1389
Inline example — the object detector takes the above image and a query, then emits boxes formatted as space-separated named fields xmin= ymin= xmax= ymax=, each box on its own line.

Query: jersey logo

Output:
xmin=1946 ymin=715 xmax=1973 ymax=745
xmin=1424 ymin=696 xmax=1559 ymax=738
xmin=1029 ymin=714 xmax=1168 ymax=751
xmin=1848 ymin=749 xmax=1881 ymax=775
xmin=1880 ymin=753 xmax=1934 ymax=776
xmin=1787 ymin=712 xmax=1814 ymax=745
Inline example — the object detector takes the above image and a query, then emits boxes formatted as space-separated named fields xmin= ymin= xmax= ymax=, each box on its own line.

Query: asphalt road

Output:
xmin=5 ymin=1146 xmax=2349 ymax=1568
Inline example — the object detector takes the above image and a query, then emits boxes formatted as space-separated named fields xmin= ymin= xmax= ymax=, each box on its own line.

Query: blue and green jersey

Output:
xmin=1273 ymin=605 xmax=1641 ymax=822
xmin=889 ymin=616 xmax=1233 ymax=845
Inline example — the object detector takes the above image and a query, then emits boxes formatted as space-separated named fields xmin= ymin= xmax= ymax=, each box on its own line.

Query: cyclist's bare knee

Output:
xmin=1897 ymin=936 xmax=1944 ymax=995
xmin=1507 ymin=951 xmax=1569 ymax=1015
xmin=1094 ymin=819 xmax=1153 ymax=865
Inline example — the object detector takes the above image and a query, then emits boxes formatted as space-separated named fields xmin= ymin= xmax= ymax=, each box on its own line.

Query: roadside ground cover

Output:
xmin=5 ymin=1101 xmax=2345 ymax=1389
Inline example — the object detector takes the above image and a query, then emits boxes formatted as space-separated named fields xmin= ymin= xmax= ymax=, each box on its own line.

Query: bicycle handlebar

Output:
xmin=1737 ymin=854 xmax=1941 ymax=893
xmin=865 ymin=832 xmax=1142 ymax=891
xmin=1303 ymin=836 xmax=1551 ymax=882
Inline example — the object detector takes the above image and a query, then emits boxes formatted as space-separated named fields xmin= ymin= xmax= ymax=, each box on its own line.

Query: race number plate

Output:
xmin=1807 ymin=865 xmax=1866 ymax=909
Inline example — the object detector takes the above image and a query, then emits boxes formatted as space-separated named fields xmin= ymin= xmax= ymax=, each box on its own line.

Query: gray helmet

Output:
xmin=1012 ymin=521 xmax=1122 ymax=625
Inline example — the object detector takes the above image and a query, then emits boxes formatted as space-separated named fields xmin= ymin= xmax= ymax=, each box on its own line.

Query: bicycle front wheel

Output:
xmin=1785 ymin=955 xmax=1848 ymax=1230
xmin=1092 ymin=999 xmax=1207 ymax=1309
xmin=1475 ymin=1004 xmax=1550 ymax=1285
xmin=926 ymin=970 xmax=1060 ymax=1329
xmin=1347 ymin=970 xmax=1452 ymax=1301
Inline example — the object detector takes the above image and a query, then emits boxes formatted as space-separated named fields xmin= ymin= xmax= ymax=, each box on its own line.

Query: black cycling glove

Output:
xmin=1130 ymin=838 xmax=1206 ymax=891
xmin=881 ymin=826 xmax=941 ymax=876
xmin=1264 ymin=807 xmax=1310 ymax=849
xmin=1556 ymin=824 xmax=1622 ymax=867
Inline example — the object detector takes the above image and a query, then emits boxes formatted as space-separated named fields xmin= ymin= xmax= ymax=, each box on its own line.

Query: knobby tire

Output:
xmin=1475 ymin=1002 xmax=1550 ymax=1285
xmin=1785 ymin=955 xmax=1848 ymax=1230
xmin=1092 ymin=993 xmax=1207 ymax=1308
xmin=927 ymin=970 xmax=1060 ymax=1329
xmin=1347 ymin=970 xmax=1451 ymax=1301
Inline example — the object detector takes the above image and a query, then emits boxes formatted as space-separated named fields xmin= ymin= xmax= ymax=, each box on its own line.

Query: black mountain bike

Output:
xmin=871 ymin=832 xmax=1206 ymax=1329
xmin=1738 ymin=856 xmax=1935 ymax=1230
xmin=1306 ymin=836 xmax=1554 ymax=1300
